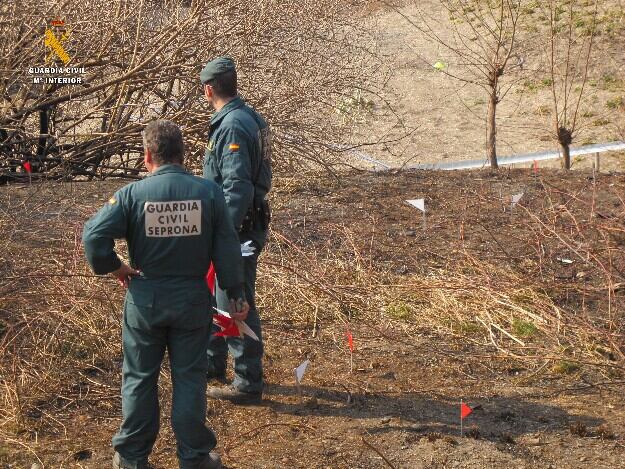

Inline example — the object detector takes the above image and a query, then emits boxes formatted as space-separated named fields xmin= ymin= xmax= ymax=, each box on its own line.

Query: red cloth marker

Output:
xmin=346 ymin=330 xmax=354 ymax=353
xmin=461 ymin=401 xmax=473 ymax=419
xmin=23 ymin=161 xmax=32 ymax=174
xmin=213 ymin=313 xmax=241 ymax=338
xmin=205 ymin=262 xmax=215 ymax=295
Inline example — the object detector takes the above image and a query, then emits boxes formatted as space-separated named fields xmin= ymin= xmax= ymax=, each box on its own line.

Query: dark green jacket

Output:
xmin=83 ymin=164 xmax=244 ymax=301
xmin=203 ymin=96 xmax=272 ymax=247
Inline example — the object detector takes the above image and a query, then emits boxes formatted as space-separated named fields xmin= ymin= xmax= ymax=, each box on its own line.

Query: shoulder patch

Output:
xmin=228 ymin=143 xmax=240 ymax=151
xmin=207 ymin=140 xmax=215 ymax=152
xmin=109 ymin=197 xmax=117 ymax=205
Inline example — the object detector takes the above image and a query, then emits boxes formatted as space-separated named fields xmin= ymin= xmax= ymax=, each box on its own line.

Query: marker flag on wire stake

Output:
xmin=460 ymin=400 xmax=473 ymax=437
xmin=406 ymin=199 xmax=425 ymax=212
xmin=533 ymin=160 xmax=539 ymax=175
xmin=346 ymin=330 xmax=354 ymax=352
xmin=294 ymin=359 xmax=310 ymax=385
xmin=23 ymin=161 xmax=32 ymax=174
xmin=346 ymin=329 xmax=354 ymax=373
xmin=406 ymin=199 xmax=427 ymax=231
xmin=461 ymin=401 xmax=473 ymax=419
xmin=511 ymin=192 xmax=524 ymax=208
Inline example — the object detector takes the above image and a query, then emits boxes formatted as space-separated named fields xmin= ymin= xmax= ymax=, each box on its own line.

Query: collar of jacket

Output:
xmin=210 ymin=96 xmax=245 ymax=128
xmin=147 ymin=164 xmax=187 ymax=177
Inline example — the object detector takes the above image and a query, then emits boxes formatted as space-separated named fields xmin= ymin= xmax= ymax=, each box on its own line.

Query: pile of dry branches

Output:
xmin=0 ymin=0 xmax=380 ymax=182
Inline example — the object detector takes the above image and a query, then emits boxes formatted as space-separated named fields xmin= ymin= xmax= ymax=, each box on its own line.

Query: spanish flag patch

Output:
xmin=109 ymin=197 xmax=116 ymax=205
xmin=228 ymin=143 xmax=240 ymax=151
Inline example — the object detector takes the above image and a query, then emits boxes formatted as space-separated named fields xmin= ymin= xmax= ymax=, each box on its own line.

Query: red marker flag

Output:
xmin=205 ymin=262 xmax=215 ymax=295
xmin=23 ymin=161 xmax=32 ymax=174
xmin=213 ymin=313 xmax=240 ymax=338
xmin=461 ymin=402 xmax=473 ymax=420
xmin=533 ymin=160 xmax=538 ymax=175
xmin=346 ymin=330 xmax=354 ymax=352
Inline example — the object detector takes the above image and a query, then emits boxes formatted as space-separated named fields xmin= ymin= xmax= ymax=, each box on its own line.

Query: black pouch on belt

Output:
xmin=260 ymin=199 xmax=271 ymax=230
xmin=240 ymin=206 xmax=254 ymax=233
xmin=252 ymin=198 xmax=271 ymax=231
xmin=240 ymin=198 xmax=269 ymax=233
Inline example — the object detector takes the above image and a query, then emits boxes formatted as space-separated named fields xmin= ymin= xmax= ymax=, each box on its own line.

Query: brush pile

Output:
xmin=0 ymin=0 xmax=381 ymax=182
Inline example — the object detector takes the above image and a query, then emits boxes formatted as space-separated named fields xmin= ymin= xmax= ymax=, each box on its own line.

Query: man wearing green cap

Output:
xmin=200 ymin=57 xmax=272 ymax=404
xmin=83 ymin=120 xmax=248 ymax=469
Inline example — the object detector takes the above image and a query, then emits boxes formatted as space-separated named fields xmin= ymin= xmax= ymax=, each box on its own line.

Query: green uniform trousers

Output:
xmin=207 ymin=251 xmax=264 ymax=393
xmin=113 ymin=294 xmax=216 ymax=468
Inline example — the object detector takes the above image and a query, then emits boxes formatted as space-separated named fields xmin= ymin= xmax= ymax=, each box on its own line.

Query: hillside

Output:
xmin=343 ymin=1 xmax=625 ymax=170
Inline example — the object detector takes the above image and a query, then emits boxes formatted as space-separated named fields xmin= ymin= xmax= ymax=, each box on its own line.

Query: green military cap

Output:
xmin=200 ymin=56 xmax=236 ymax=84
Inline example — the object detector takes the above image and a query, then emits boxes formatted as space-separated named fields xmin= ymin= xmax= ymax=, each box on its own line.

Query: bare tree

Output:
xmin=388 ymin=0 xmax=524 ymax=168
xmin=545 ymin=0 xmax=599 ymax=170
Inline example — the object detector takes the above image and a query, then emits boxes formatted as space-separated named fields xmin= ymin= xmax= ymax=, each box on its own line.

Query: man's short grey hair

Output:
xmin=142 ymin=120 xmax=184 ymax=165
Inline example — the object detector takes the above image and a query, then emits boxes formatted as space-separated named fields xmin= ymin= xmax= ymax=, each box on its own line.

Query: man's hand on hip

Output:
xmin=110 ymin=262 xmax=140 ymax=288
xmin=229 ymin=298 xmax=250 ymax=321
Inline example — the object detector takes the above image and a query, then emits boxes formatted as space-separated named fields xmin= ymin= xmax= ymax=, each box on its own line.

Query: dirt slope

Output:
xmin=345 ymin=1 xmax=625 ymax=171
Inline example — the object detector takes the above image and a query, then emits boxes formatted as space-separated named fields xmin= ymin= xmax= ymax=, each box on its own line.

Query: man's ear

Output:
xmin=204 ymin=84 xmax=212 ymax=101
xmin=144 ymin=147 xmax=153 ymax=170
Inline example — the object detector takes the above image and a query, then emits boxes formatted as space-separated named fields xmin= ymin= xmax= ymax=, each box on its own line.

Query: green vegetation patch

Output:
xmin=512 ymin=318 xmax=538 ymax=338
xmin=601 ymin=73 xmax=625 ymax=91
xmin=606 ymin=96 xmax=624 ymax=111
xmin=592 ymin=118 xmax=610 ymax=127
xmin=552 ymin=360 xmax=581 ymax=374
xmin=385 ymin=301 xmax=412 ymax=320
xmin=457 ymin=320 xmax=482 ymax=334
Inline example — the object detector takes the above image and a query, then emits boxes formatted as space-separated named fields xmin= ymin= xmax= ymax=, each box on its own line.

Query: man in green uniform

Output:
xmin=200 ymin=57 xmax=272 ymax=404
xmin=83 ymin=120 xmax=248 ymax=469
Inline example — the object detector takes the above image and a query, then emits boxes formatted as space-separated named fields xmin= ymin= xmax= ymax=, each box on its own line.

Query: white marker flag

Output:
xmin=241 ymin=240 xmax=256 ymax=257
xmin=406 ymin=199 xmax=425 ymax=212
xmin=294 ymin=359 xmax=310 ymax=384
xmin=511 ymin=192 xmax=524 ymax=207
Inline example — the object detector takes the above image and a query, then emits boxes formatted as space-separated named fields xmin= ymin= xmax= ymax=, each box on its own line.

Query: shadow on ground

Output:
xmin=263 ymin=383 xmax=603 ymax=443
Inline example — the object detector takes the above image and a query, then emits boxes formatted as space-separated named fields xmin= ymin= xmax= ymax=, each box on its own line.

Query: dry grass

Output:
xmin=0 ymin=168 xmax=624 ymax=464
xmin=266 ymin=169 xmax=625 ymax=373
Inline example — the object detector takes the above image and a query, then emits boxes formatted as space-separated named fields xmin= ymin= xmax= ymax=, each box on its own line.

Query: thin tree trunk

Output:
xmin=36 ymin=107 xmax=50 ymax=172
xmin=555 ymin=124 xmax=573 ymax=170
xmin=487 ymin=92 xmax=498 ymax=169
xmin=560 ymin=142 xmax=571 ymax=170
